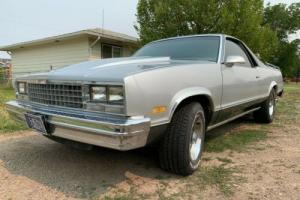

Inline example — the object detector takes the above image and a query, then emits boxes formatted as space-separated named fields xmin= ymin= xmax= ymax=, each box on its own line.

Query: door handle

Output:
xmin=256 ymin=76 xmax=260 ymax=79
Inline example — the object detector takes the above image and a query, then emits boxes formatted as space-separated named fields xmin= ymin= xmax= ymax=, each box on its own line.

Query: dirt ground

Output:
xmin=0 ymin=86 xmax=299 ymax=200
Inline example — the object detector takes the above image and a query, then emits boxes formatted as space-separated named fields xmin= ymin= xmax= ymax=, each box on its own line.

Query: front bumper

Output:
xmin=6 ymin=100 xmax=151 ymax=151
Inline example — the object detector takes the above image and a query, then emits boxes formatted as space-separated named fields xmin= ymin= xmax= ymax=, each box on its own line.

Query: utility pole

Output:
xmin=102 ymin=9 xmax=105 ymax=33
xmin=90 ymin=9 xmax=104 ymax=50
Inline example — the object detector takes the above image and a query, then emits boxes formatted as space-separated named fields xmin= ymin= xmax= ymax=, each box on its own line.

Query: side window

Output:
xmin=102 ymin=44 xmax=122 ymax=58
xmin=225 ymin=40 xmax=252 ymax=68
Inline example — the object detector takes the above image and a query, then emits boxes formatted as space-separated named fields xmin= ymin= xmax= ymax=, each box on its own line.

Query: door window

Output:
xmin=225 ymin=40 xmax=252 ymax=68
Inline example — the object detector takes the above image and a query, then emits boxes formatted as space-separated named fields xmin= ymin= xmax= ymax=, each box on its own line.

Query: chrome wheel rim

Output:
xmin=190 ymin=113 xmax=203 ymax=163
xmin=269 ymin=96 xmax=275 ymax=117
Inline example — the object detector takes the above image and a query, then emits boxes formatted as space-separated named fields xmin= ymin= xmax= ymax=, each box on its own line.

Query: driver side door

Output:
xmin=218 ymin=39 xmax=260 ymax=122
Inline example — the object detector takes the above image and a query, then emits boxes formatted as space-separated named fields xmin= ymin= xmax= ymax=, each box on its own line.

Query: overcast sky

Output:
xmin=0 ymin=0 xmax=299 ymax=58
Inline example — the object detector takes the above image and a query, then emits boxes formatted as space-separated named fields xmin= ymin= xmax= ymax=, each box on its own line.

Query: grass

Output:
xmin=197 ymin=165 xmax=244 ymax=196
xmin=205 ymin=129 xmax=267 ymax=153
xmin=103 ymin=196 xmax=132 ymax=200
xmin=0 ymin=85 xmax=27 ymax=133
xmin=275 ymin=83 xmax=300 ymax=123
xmin=199 ymin=84 xmax=300 ymax=197
xmin=204 ymin=84 xmax=300 ymax=154
xmin=217 ymin=157 xmax=233 ymax=164
xmin=0 ymin=84 xmax=15 ymax=103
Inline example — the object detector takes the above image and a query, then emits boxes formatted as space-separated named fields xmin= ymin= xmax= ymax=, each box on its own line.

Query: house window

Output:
xmin=102 ymin=44 xmax=122 ymax=58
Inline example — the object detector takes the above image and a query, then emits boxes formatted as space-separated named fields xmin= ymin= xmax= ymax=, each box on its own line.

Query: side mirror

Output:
xmin=224 ymin=56 xmax=246 ymax=67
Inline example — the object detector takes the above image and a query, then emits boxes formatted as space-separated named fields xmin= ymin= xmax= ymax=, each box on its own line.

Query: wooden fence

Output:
xmin=0 ymin=67 xmax=12 ymax=85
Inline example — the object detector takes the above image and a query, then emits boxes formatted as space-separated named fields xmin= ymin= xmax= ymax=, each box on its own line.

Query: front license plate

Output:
xmin=24 ymin=113 xmax=48 ymax=134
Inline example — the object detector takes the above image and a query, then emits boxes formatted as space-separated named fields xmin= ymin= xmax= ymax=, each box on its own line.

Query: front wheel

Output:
xmin=159 ymin=102 xmax=206 ymax=176
xmin=254 ymin=89 xmax=276 ymax=123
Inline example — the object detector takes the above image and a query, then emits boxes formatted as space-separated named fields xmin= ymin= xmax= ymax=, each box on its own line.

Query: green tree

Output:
xmin=264 ymin=3 xmax=300 ymax=77
xmin=264 ymin=3 xmax=300 ymax=41
xmin=274 ymin=40 xmax=300 ymax=77
xmin=135 ymin=0 xmax=278 ymax=61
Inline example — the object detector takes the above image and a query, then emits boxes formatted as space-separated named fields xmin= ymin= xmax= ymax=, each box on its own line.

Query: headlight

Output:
xmin=90 ymin=85 xmax=124 ymax=105
xmin=18 ymin=82 xmax=27 ymax=94
xmin=90 ymin=86 xmax=107 ymax=102
xmin=108 ymin=86 xmax=124 ymax=105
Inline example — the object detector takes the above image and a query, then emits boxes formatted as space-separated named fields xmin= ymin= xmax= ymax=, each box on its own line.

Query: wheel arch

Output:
xmin=169 ymin=88 xmax=214 ymax=126
xmin=268 ymin=81 xmax=278 ymax=95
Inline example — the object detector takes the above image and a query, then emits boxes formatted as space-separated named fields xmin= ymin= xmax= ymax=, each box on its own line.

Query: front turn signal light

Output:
xmin=152 ymin=106 xmax=167 ymax=114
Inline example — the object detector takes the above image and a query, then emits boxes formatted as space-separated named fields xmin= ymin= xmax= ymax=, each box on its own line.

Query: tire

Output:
xmin=159 ymin=102 xmax=206 ymax=176
xmin=254 ymin=89 xmax=276 ymax=123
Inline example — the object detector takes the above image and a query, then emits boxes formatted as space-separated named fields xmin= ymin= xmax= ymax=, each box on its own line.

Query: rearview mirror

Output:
xmin=224 ymin=56 xmax=246 ymax=67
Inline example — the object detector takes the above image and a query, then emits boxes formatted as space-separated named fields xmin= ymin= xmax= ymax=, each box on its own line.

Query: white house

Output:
xmin=0 ymin=28 xmax=138 ymax=79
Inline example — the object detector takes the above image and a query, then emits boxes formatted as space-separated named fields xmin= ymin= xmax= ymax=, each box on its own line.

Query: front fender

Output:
xmin=168 ymin=87 xmax=214 ymax=121
xmin=268 ymin=81 xmax=277 ymax=95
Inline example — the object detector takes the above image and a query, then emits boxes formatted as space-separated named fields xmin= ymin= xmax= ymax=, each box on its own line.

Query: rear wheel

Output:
xmin=254 ymin=89 xmax=276 ymax=123
xmin=159 ymin=102 xmax=205 ymax=176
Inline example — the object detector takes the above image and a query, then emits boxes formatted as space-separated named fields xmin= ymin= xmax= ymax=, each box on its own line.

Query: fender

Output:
xmin=168 ymin=87 xmax=214 ymax=122
xmin=268 ymin=81 xmax=277 ymax=95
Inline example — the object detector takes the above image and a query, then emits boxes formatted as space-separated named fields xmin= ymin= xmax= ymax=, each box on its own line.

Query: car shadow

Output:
xmin=0 ymin=115 xmax=255 ymax=198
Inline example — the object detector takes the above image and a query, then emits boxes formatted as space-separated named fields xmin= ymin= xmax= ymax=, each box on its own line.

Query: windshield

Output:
xmin=134 ymin=36 xmax=220 ymax=62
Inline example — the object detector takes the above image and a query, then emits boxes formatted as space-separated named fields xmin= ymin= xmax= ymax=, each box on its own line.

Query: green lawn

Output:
xmin=0 ymin=85 xmax=27 ymax=133
xmin=0 ymin=85 xmax=15 ymax=103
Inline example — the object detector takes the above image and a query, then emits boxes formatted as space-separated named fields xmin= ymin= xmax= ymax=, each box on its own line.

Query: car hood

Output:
xmin=20 ymin=57 xmax=213 ymax=83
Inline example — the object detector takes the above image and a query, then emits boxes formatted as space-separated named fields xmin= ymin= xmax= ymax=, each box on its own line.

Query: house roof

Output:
xmin=0 ymin=62 xmax=9 ymax=68
xmin=0 ymin=28 xmax=138 ymax=51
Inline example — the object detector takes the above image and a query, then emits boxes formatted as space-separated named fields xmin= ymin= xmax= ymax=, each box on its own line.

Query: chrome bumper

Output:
xmin=6 ymin=100 xmax=151 ymax=151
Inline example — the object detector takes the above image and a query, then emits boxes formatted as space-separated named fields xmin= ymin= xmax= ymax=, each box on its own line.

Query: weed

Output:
xmin=202 ymin=157 xmax=212 ymax=161
xmin=217 ymin=157 xmax=233 ymax=164
xmin=205 ymin=130 xmax=267 ymax=152
xmin=197 ymin=165 xmax=244 ymax=196
xmin=103 ymin=196 xmax=131 ymax=200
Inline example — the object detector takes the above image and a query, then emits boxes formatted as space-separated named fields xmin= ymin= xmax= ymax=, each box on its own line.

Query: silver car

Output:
xmin=6 ymin=34 xmax=284 ymax=175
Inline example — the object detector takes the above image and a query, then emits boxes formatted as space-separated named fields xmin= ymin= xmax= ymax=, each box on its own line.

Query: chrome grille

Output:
xmin=28 ymin=83 xmax=83 ymax=109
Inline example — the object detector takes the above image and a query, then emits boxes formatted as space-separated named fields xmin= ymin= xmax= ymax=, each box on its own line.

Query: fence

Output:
xmin=0 ymin=67 xmax=12 ymax=85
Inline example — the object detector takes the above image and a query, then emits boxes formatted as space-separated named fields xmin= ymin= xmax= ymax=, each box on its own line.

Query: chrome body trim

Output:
xmin=207 ymin=107 xmax=260 ymax=131
xmin=220 ymin=95 xmax=267 ymax=110
xmin=6 ymin=100 xmax=151 ymax=151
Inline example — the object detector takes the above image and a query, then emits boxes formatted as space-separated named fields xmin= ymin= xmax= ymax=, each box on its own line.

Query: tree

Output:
xmin=264 ymin=3 xmax=300 ymax=77
xmin=135 ymin=0 xmax=278 ymax=61
xmin=264 ymin=3 xmax=300 ymax=41
xmin=274 ymin=40 xmax=300 ymax=77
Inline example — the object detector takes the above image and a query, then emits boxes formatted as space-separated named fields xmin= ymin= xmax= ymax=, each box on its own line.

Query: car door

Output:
xmin=218 ymin=38 xmax=260 ymax=122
